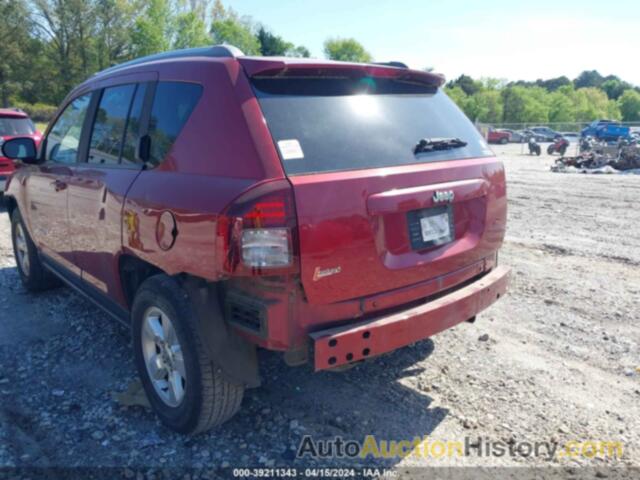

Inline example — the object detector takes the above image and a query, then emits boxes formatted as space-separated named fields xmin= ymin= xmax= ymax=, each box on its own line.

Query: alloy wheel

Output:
xmin=141 ymin=307 xmax=187 ymax=407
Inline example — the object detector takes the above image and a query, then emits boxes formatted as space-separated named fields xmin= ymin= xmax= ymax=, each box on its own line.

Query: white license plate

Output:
xmin=420 ymin=212 xmax=451 ymax=243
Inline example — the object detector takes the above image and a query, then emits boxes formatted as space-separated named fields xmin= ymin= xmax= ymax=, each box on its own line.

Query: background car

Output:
xmin=560 ymin=132 xmax=580 ymax=142
xmin=528 ymin=126 xmax=560 ymax=142
xmin=522 ymin=129 xmax=546 ymax=142
xmin=487 ymin=128 xmax=510 ymax=144
xmin=499 ymin=129 xmax=527 ymax=143
xmin=580 ymin=120 xmax=630 ymax=141
xmin=0 ymin=109 xmax=42 ymax=193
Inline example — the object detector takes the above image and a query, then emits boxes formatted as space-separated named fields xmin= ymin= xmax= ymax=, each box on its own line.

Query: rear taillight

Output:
xmin=218 ymin=180 xmax=298 ymax=275
xmin=241 ymin=228 xmax=291 ymax=267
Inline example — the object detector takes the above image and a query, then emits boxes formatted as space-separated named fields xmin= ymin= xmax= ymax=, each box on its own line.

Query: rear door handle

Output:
xmin=52 ymin=179 xmax=67 ymax=192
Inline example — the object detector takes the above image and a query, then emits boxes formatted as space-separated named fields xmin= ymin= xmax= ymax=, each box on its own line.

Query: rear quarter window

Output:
xmin=147 ymin=82 xmax=202 ymax=167
xmin=253 ymin=77 xmax=492 ymax=175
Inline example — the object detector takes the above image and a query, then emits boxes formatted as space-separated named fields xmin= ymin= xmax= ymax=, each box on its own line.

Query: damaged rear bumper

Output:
xmin=310 ymin=266 xmax=510 ymax=371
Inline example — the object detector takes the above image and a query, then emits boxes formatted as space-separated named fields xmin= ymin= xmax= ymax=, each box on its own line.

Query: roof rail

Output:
xmin=95 ymin=44 xmax=244 ymax=77
xmin=372 ymin=61 xmax=409 ymax=69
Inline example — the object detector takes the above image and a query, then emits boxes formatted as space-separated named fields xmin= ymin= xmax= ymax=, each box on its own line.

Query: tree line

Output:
xmin=445 ymin=71 xmax=640 ymax=125
xmin=1 ymin=0 xmax=638 ymax=125
xmin=0 ymin=0 xmax=371 ymax=116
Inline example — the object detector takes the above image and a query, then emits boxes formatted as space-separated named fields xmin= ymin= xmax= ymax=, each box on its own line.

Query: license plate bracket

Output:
xmin=407 ymin=205 xmax=454 ymax=251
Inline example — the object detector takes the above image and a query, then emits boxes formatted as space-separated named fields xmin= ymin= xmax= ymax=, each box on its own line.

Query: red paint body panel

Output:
xmin=66 ymin=166 xmax=142 ymax=304
xmin=487 ymin=130 xmax=510 ymax=143
xmin=311 ymin=266 xmax=510 ymax=371
xmin=289 ymin=157 xmax=506 ymax=305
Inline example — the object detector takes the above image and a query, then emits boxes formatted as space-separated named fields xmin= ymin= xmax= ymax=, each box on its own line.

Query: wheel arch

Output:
xmin=121 ymin=259 xmax=261 ymax=389
xmin=118 ymin=253 xmax=164 ymax=310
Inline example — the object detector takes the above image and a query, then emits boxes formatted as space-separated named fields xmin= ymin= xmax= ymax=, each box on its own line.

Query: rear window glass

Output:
xmin=0 ymin=116 xmax=35 ymax=136
xmin=148 ymin=82 xmax=202 ymax=167
xmin=253 ymin=77 xmax=492 ymax=175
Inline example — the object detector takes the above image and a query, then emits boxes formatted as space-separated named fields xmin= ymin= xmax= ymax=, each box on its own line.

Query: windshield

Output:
xmin=0 ymin=116 xmax=35 ymax=136
xmin=253 ymin=77 xmax=492 ymax=175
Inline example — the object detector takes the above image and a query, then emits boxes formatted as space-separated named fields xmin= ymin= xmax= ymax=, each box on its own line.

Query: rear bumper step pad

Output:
xmin=310 ymin=266 xmax=510 ymax=371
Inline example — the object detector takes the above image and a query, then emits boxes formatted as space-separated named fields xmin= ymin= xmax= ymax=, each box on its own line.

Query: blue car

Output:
xmin=581 ymin=120 xmax=630 ymax=141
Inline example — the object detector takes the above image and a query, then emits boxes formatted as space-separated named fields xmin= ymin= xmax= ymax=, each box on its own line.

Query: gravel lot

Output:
xmin=0 ymin=144 xmax=638 ymax=475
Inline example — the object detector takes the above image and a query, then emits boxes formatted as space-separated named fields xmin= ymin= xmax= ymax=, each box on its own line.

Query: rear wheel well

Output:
xmin=119 ymin=255 xmax=163 ymax=309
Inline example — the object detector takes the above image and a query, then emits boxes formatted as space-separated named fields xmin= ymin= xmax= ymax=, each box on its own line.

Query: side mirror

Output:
xmin=2 ymin=137 xmax=39 ymax=164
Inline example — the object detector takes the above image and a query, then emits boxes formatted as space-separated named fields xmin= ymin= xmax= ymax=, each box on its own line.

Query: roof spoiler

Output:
xmin=239 ymin=58 xmax=445 ymax=88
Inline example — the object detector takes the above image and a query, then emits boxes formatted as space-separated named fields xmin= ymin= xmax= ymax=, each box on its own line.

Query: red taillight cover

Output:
xmin=216 ymin=179 xmax=299 ymax=276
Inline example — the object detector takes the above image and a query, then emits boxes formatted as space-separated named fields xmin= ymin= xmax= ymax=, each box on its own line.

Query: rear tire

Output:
xmin=10 ymin=209 xmax=60 ymax=292
xmin=500 ymin=137 xmax=508 ymax=144
xmin=132 ymin=274 xmax=244 ymax=434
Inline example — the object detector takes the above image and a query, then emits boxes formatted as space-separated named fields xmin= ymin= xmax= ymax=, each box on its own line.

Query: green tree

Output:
xmin=448 ymin=74 xmax=482 ymax=96
xmin=574 ymin=70 xmax=604 ymax=89
xmin=601 ymin=78 xmax=629 ymax=100
xmin=0 ymin=0 xmax=32 ymax=106
xmin=287 ymin=45 xmax=310 ymax=58
xmin=538 ymin=76 xmax=571 ymax=92
xmin=209 ymin=1 xmax=259 ymax=54
xmin=618 ymin=90 xmax=640 ymax=121
xmin=548 ymin=89 xmax=574 ymax=123
xmin=131 ymin=0 xmax=173 ymax=57
xmin=256 ymin=26 xmax=291 ymax=56
xmin=572 ymin=87 xmax=620 ymax=121
xmin=32 ymin=0 xmax=101 ymax=100
xmin=174 ymin=10 xmax=210 ymax=49
xmin=471 ymin=90 xmax=503 ymax=123
xmin=323 ymin=37 xmax=371 ymax=62
xmin=210 ymin=17 xmax=259 ymax=54
xmin=501 ymin=86 xmax=549 ymax=123
xmin=94 ymin=0 xmax=137 ymax=69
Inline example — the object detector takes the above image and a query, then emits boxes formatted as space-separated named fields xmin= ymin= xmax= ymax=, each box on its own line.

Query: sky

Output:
xmin=227 ymin=0 xmax=640 ymax=85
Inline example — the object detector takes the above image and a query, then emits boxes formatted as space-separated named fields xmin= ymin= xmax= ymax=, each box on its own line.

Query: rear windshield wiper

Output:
xmin=414 ymin=137 xmax=467 ymax=155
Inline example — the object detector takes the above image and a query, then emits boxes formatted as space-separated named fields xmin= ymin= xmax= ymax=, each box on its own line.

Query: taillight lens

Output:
xmin=241 ymin=228 xmax=291 ymax=267
xmin=219 ymin=179 xmax=298 ymax=275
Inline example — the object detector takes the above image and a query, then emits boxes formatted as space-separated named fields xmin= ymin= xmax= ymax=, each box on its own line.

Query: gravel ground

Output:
xmin=0 ymin=143 xmax=638 ymax=476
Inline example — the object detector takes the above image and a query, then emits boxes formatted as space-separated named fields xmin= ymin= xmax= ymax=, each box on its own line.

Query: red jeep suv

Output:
xmin=0 ymin=109 xmax=42 ymax=193
xmin=2 ymin=45 xmax=509 ymax=434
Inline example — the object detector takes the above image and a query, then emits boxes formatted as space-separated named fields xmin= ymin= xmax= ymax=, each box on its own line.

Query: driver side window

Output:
xmin=45 ymin=94 xmax=92 ymax=164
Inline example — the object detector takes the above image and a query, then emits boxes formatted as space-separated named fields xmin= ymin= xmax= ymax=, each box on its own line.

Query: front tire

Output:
xmin=500 ymin=137 xmax=508 ymax=144
xmin=132 ymin=274 xmax=244 ymax=434
xmin=11 ymin=209 xmax=60 ymax=292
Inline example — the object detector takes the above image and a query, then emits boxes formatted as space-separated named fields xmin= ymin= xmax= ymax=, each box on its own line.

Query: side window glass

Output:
xmin=46 ymin=94 xmax=92 ymax=164
xmin=148 ymin=82 xmax=202 ymax=167
xmin=121 ymin=83 xmax=147 ymax=166
xmin=88 ymin=84 xmax=136 ymax=165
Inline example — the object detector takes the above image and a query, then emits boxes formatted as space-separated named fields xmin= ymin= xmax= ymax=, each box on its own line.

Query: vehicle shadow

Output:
xmin=251 ymin=339 xmax=447 ymax=468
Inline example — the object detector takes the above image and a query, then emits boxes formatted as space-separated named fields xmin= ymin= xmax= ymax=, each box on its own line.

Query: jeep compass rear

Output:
xmin=2 ymin=46 xmax=508 ymax=434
